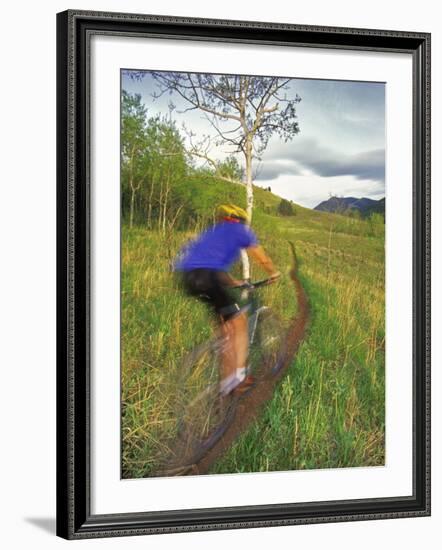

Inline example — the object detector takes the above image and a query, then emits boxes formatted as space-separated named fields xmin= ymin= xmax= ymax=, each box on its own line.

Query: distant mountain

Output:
xmin=313 ymin=196 xmax=385 ymax=218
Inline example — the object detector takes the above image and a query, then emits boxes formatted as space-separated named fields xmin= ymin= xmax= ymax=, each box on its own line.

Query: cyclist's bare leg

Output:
xmin=219 ymin=312 xmax=248 ymax=395
xmin=232 ymin=312 xmax=248 ymax=377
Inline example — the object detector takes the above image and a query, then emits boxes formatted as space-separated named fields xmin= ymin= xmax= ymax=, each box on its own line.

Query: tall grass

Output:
xmin=122 ymin=207 xmax=385 ymax=477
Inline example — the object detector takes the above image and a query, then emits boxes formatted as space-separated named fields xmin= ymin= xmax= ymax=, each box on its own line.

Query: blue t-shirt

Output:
xmin=174 ymin=221 xmax=258 ymax=272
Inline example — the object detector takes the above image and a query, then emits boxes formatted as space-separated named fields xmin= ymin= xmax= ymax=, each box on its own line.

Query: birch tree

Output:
xmin=150 ymin=73 xmax=301 ymax=277
xmin=121 ymin=92 xmax=187 ymax=229
xmin=121 ymin=91 xmax=147 ymax=228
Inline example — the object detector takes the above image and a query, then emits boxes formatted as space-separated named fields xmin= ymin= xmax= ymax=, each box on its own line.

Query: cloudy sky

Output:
xmin=122 ymin=72 xmax=385 ymax=209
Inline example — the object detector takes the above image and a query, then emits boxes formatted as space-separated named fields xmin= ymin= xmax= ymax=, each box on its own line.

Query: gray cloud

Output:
xmin=311 ymin=148 xmax=385 ymax=181
xmin=258 ymin=138 xmax=385 ymax=183
xmin=255 ymin=160 xmax=301 ymax=180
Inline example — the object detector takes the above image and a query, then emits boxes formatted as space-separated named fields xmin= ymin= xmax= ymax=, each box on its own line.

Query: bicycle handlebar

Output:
xmin=231 ymin=275 xmax=280 ymax=291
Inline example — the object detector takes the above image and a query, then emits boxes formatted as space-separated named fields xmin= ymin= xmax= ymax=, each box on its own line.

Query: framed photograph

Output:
xmin=56 ymin=9 xmax=431 ymax=539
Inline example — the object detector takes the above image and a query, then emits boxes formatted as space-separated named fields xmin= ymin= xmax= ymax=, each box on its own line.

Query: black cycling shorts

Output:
xmin=180 ymin=269 xmax=241 ymax=321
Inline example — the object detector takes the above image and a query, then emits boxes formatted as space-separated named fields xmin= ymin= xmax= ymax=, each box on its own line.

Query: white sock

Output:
xmin=236 ymin=367 xmax=247 ymax=382
xmin=219 ymin=373 xmax=238 ymax=396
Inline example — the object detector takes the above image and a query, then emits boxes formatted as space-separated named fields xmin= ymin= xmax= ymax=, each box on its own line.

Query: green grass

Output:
xmin=121 ymin=177 xmax=385 ymax=478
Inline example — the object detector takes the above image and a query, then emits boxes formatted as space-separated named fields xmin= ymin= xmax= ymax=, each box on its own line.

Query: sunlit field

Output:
xmin=121 ymin=178 xmax=385 ymax=478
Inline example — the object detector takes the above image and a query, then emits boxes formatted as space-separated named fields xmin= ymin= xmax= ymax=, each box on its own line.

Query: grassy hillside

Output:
xmin=121 ymin=175 xmax=385 ymax=478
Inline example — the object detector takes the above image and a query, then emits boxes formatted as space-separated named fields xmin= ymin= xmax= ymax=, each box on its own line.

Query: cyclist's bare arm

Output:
xmin=226 ymin=246 xmax=281 ymax=287
xmin=247 ymin=245 xmax=281 ymax=279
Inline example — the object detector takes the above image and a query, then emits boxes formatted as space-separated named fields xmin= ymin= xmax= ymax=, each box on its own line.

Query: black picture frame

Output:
xmin=56 ymin=9 xmax=431 ymax=540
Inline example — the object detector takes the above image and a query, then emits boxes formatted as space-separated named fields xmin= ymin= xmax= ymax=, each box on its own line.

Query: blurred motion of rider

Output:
xmin=174 ymin=204 xmax=280 ymax=397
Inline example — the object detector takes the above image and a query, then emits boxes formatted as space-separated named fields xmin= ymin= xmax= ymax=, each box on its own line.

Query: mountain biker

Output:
xmin=174 ymin=204 xmax=281 ymax=397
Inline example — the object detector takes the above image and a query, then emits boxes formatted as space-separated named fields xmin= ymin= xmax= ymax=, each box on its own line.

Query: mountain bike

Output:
xmin=157 ymin=276 xmax=287 ymax=475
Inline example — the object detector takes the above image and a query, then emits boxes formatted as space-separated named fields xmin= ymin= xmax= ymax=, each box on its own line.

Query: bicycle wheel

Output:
xmin=248 ymin=308 xmax=287 ymax=379
xmin=159 ymin=338 xmax=237 ymax=473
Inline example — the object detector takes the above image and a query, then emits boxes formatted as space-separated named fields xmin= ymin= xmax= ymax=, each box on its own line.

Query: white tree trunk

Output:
xmin=240 ymin=249 xmax=250 ymax=281
xmin=241 ymin=138 xmax=254 ymax=281
xmin=129 ymin=183 xmax=135 ymax=229
xmin=245 ymin=139 xmax=254 ymax=222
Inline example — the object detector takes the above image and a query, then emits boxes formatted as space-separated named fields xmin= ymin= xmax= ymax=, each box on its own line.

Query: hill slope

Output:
xmin=170 ymin=175 xmax=297 ymax=226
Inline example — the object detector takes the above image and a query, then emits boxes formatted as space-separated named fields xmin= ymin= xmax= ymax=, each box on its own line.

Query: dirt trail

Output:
xmin=185 ymin=245 xmax=310 ymax=475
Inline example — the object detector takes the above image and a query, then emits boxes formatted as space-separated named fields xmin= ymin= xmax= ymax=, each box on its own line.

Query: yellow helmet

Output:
xmin=216 ymin=204 xmax=249 ymax=222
